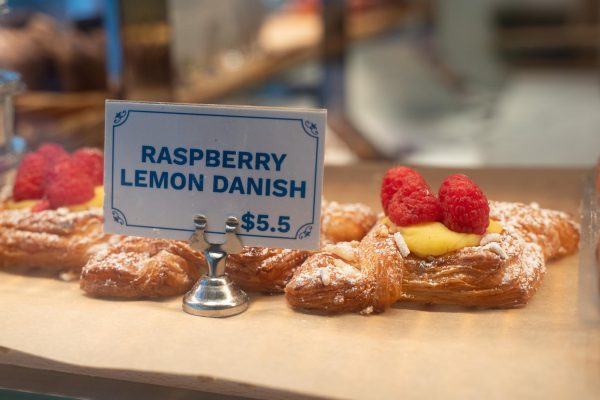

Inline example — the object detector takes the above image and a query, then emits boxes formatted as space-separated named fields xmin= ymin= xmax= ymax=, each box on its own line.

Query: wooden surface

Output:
xmin=0 ymin=165 xmax=598 ymax=400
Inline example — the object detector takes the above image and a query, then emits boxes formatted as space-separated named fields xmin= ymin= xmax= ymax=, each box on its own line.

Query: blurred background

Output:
xmin=1 ymin=0 xmax=599 ymax=167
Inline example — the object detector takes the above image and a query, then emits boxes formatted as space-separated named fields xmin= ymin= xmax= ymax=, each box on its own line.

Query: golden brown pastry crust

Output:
xmin=320 ymin=199 xmax=378 ymax=244
xmin=401 ymin=227 xmax=545 ymax=308
xmin=490 ymin=201 xmax=579 ymax=261
xmin=0 ymin=207 xmax=112 ymax=272
xmin=286 ymin=201 xmax=578 ymax=312
xmin=80 ymin=237 xmax=205 ymax=298
xmin=227 ymin=248 xmax=311 ymax=294
xmin=285 ymin=227 xmax=403 ymax=314
xmin=398 ymin=201 xmax=578 ymax=308
xmin=226 ymin=200 xmax=378 ymax=293
xmin=80 ymin=200 xmax=376 ymax=299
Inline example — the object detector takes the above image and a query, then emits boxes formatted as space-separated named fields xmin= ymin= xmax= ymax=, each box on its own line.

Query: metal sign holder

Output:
xmin=183 ymin=215 xmax=249 ymax=317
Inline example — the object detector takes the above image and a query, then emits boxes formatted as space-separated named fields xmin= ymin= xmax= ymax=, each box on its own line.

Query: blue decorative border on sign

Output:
xmin=111 ymin=109 xmax=320 ymax=240
xmin=113 ymin=110 xmax=129 ymax=126
xmin=302 ymin=120 xmax=319 ymax=137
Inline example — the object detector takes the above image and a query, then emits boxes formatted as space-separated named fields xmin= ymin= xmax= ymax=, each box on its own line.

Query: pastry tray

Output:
xmin=0 ymin=165 xmax=599 ymax=400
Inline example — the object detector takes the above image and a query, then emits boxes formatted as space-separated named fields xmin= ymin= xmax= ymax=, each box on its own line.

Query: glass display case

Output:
xmin=0 ymin=1 xmax=598 ymax=399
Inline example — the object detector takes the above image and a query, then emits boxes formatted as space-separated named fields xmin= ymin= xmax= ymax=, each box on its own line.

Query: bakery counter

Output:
xmin=0 ymin=165 xmax=598 ymax=400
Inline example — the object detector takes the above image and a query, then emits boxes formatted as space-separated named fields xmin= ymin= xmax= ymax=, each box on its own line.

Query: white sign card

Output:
xmin=104 ymin=100 xmax=326 ymax=250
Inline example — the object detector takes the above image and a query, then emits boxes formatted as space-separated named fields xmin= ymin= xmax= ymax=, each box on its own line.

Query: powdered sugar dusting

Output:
xmin=288 ymin=254 xmax=363 ymax=290
xmin=333 ymin=259 xmax=361 ymax=279
xmin=480 ymin=233 xmax=502 ymax=246
xmin=319 ymin=268 xmax=331 ymax=286
xmin=501 ymin=242 xmax=545 ymax=291
xmin=289 ymin=201 xmax=571 ymax=312
xmin=85 ymin=251 xmax=148 ymax=275
xmin=491 ymin=201 xmax=578 ymax=239
xmin=483 ymin=242 xmax=508 ymax=259
xmin=0 ymin=207 xmax=112 ymax=269
xmin=323 ymin=241 xmax=359 ymax=262
xmin=320 ymin=199 xmax=377 ymax=243
xmin=360 ymin=306 xmax=373 ymax=315
xmin=321 ymin=200 xmax=374 ymax=229
xmin=490 ymin=201 xmax=579 ymax=260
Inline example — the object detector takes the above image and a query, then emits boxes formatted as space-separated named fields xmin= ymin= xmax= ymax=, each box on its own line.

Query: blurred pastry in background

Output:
xmin=0 ymin=12 xmax=106 ymax=91
xmin=80 ymin=237 xmax=205 ymax=299
xmin=0 ymin=143 xmax=111 ymax=274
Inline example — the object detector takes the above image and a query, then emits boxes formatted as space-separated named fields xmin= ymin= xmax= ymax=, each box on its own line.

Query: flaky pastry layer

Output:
xmin=227 ymin=248 xmax=311 ymax=294
xmin=489 ymin=201 xmax=579 ymax=261
xmin=0 ymin=207 xmax=113 ymax=272
xmin=285 ymin=201 xmax=578 ymax=312
xmin=400 ymin=224 xmax=546 ymax=308
xmin=320 ymin=199 xmax=377 ymax=245
xmin=80 ymin=237 xmax=205 ymax=298
xmin=226 ymin=200 xmax=377 ymax=293
xmin=285 ymin=227 xmax=403 ymax=314
xmin=81 ymin=200 xmax=377 ymax=299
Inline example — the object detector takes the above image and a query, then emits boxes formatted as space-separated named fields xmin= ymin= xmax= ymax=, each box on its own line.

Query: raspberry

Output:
xmin=12 ymin=153 xmax=49 ymax=201
xmin=46 ymin=159 xmax=94 ymax=208
xmin=36 ymin=143 xmax=68 ymax=163
xmin=438 ymin=174 xmax=490 ymax=234
xmin=72 ymin=147 xmax=104 ymax=185
xmin=387 ymin=191 xmax=442 ymax=226
xmin=381 ymin=166 xmax=429 ymax=213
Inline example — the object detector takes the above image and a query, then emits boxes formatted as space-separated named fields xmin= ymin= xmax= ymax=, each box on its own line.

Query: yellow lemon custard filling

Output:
xmin=5 ymin=186 xmax=104 ymax=211
xmin=4 ymin=198 xmax=39 ymax=210
xmin=384 ymin=218 xmax=503 ymax=257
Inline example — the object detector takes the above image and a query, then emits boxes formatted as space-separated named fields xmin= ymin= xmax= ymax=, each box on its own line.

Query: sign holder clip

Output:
xmin=183 ymin=215 xmax=249 ymax=317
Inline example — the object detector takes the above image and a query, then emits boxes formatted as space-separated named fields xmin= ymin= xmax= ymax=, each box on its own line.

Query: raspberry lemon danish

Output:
xmin=0 ymin=144 xmax=112 ymax=273
xmin=285 ymin=167 xmax=579 ymax=313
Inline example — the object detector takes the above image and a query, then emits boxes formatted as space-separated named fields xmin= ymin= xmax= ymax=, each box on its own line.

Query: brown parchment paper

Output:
xmin=0 ymin=166 xmax=598 ymax=400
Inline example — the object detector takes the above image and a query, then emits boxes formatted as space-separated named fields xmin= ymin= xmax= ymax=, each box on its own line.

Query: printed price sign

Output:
xmin=104 ymin=100 xmax=326 ymax=250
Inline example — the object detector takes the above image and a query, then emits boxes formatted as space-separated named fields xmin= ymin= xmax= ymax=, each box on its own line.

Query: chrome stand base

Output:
xmin=182 ymin=275 xmax=248 ymax=318
xmin=182 ymin=215 xmax=248 ymax=318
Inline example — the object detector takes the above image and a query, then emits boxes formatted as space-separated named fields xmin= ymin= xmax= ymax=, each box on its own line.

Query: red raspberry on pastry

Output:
xmin=438 ymin=174 xmax=489 ymax=234
xmin=381 ymin=166 xmax=430 ymax=213
xmin=387 ymin=190 xmax=442 ymax=226
xmin=12 ymin=153 xmax=49 ymax=201
xmin=46 ymin=159 xmax=94 ymax=208
xmin=72 ymin=147 xmax=104 ymax=185
xmin=36 ymin=143 xmax=69 ymax=164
